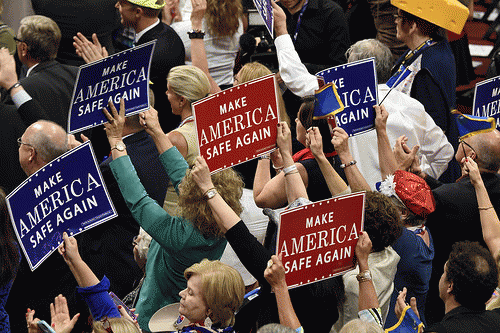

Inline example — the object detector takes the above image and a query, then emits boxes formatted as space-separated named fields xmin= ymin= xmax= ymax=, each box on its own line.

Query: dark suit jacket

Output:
xmin=0 ymin=97 xmax=49 ymax=193
xmin=424 ymin=173 xmax=500 ymax=325
xmin=138 ymin=22 xmax=185 ymax=133
xmin=16 ymin=60 xmax=78 ymax=129
xmin=78 ymin=130 xmax=170 ymax=299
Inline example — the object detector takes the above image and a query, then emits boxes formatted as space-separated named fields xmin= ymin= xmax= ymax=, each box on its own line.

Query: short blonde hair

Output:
xmin=167 ymin=65 xmax=210 ymax=103
xmin=184 ymin=259 xmax=245 ymax=327
xmin=93 ymin=317 xmax=140 ymax=333
xmin=19 ymin=15 xmax=61 ymax=61
xmin=237 ymin=62 xmax=289 ymax=125
xmin=178 ymin=168 xmax=243 ymax=238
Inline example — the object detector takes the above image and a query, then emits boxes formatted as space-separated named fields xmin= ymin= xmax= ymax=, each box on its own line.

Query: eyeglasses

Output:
xmin=13 ymin=36 xmax=24 ymax=44
xmin=17 ymin=137 xmax=33 ymax=148
xmin=132 ymin=235 xmax=138 ymax=247
xmin=393 ymin=14 xmax=404 ymax=20
xmin=459 ymin=139 xmax=476 ymax=157
xmin=101 ymin=317 xmax=114 ymax=333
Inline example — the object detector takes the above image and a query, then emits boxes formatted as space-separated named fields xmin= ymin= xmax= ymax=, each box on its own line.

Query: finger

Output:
xmin=92 ymin=33 xmax=101 ymax=48
xmin=119 ymin=98 xmax=126 ymax=117
xmin=108 ymin=100 xmax=119 ymax=118
xmin=102 ymin=107 xmax=113 ymax=122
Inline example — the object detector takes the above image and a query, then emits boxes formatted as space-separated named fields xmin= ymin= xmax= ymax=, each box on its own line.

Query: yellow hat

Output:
xmin=391 ymin=0 xmax=469 ymax=34
xmin=127 ymin=0 xmax=165 ymax=9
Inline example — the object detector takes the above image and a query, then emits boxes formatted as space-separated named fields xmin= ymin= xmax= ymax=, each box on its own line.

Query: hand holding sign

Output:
xmin=139 ymin=107 xmax=163 ymax=137
xmin=272 ymin=1 xmax=287 ymax=37
xmin=276 ymin=122 xmax=293 ymax=159
xmin=103 ymin=99 xmax=126 ymax=143
xmin=58 ymin=232 xmax=81 ymax=266
xmin=191 ymin=156 xmax=214 ymax=194
xmin=355 ymin=231 xmax=372 ymax=269
xmin=264 ymin=254 xmax=287 ymax=290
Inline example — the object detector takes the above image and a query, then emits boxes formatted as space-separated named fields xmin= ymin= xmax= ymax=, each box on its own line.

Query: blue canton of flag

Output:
xmin=313 ymin=83 xmax=344 ymax=120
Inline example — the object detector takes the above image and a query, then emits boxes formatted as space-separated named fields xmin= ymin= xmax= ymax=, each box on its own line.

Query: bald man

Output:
xmin=18 ymin=120 xmax=69 ymax=176
xmin=420 ymin=129 xmax=500 ymax=325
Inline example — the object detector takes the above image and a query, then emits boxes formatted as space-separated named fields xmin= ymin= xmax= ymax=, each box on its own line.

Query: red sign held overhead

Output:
xmin=277 ymin=192 xmax=366 ymax=288
xmin=192 ymin=74 xmax=280 ymax=173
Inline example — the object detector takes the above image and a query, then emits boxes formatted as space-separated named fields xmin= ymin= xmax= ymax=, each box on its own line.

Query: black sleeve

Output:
xmin=17 ymin=98 xmax=49 ymax=126
xmin=411 ymin=69 xmax=450 ymax=133
xmin=225 ymin=220 xmax=272 ymax=292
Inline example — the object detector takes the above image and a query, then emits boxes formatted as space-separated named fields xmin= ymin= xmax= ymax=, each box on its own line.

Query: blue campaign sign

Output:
xmin=253 ymin=0 xmax=273 ymax=37
xmin=6 ymin=141 xmax=117 ymax=271
xmin=472 ymin=75 xmax=500 ymax=129
xmin=68 ymin=41 xmax=155 ymax=134
xmin=316 ymin=58 xmax=378 ymax=136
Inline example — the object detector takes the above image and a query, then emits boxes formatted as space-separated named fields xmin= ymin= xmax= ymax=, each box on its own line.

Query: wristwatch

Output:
xmin=205 ymin=188 xmax=217 ymax=200
xmin=111 ymin=141 xmax=126 ymax=152
xmin=356 ymin=270 xmax=372 ymax=283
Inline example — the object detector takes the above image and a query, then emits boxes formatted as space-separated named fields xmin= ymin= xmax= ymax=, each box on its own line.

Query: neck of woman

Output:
xmin=408 ymin=35 xmax=432 ymax=51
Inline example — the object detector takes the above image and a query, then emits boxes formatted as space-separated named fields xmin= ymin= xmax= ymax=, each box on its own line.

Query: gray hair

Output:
xmin=346 ymin=39 xmax=394 ymax=84
xmin=339 ymin=319 xmax=384 ymax=333
xmin=257 ymin=324 xmax=296 ymax=333
xmin=28 ymin=120 xmax=68 ymax=163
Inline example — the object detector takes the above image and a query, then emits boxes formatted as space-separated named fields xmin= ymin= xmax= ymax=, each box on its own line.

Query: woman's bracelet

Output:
xmin=283 ymin=164 xmax=298 ymax=175
xmin=479 ymin=206 xmax=494 ymax=211
xmin=284 ymin=170 xmax=299 ymax=176
xmin=340 ymin=160 xmax=357 ymax=169
xmin=272 ymin=164 xmax=284 ymax=171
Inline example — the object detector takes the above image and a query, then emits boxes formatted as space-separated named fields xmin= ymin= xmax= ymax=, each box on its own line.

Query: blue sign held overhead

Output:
xmin=472 ymin=75 xmax=500 ymax=130
xmin=6 ymin=141 xmax=117 ymax=271
xmin=68 ymin=41 xmax=155 ymax=134
xmin=316 ymin=58 xmax=378 ymax=136
xmin=253 ymin=0 xmax=273 ymax=38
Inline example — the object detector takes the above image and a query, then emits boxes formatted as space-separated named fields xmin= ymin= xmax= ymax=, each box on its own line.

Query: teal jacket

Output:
xmin=110 ymin=147 xmax=226 ymax=331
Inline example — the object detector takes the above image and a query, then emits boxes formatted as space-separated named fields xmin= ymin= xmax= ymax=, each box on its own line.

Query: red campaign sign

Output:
xmin=277 ymin=192 xmax=366 ymax=289
xmin=192 ymin=74 xmax=279 ymax=173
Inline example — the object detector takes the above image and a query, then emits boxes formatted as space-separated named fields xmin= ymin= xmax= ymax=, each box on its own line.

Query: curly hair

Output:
xmin=205 ymin=0 xmax=242 ymax=38
xmin=237 ymin=62 xmax=289 ymax=125
xmin=0 ymin=188 xmax=20 ymax=286
xmin=298 ymin=96 xmax=335 ymax=153
xmin=446 ymin=241 xmax=498 ymax=310
xmin=363 ymin=191 xmax=403 ymax=252
xmin=178 ymin=168 xmax=243 ymax=238
xmin=184 ymin=259 xmax=245 ymax=327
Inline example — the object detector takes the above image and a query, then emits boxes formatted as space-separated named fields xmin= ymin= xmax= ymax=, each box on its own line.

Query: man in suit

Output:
xmin=115 ymin=0 xmax=185 ymax=133
xmin=11 ymin=15 xmax=79 ymax=129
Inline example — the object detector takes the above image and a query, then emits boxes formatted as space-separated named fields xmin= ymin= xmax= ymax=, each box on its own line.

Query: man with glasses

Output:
xmin=4 ymin=15 xmax=78 ymax=131
xmin=404 ymin=116 xmax=500 ymax=325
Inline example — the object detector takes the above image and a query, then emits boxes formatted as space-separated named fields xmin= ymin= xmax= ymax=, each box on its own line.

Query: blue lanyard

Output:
xmin=386 ymin=39 xmax=434 ymax=88
xmin=292 ymin=0 xmax=309 ymax=43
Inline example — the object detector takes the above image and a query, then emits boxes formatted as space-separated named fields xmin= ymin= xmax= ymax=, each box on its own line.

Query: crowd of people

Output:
xmin=0 ymin=0 xmax=499 ymax=332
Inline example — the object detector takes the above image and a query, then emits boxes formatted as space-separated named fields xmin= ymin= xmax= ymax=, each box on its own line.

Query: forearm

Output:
xmin=274 ymin=285 xmax=302 ymax=330
xmin=282 ymin=153 xmax=308 ymax=203
xmin=338 ymin=153 xmax=370 ymax=192
xmin=66 ymin=258 xmax=100 ymax=288
xmin=253 ymin=159 xmax=272 ymax=198
xmin=150 ymin=130 xmax=174 ymax=155
xmin=376 ymin=128 xmax=398 ymax=179
xmin=474 ymin=181 xmax=500 ymax=256
xmin=316 ymin=154 xmax=348 ymax=196
xmin=206 ymin=192 xmax=240 ymax=234
xmin=357 ymin=261 xmax=379 ymax=311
